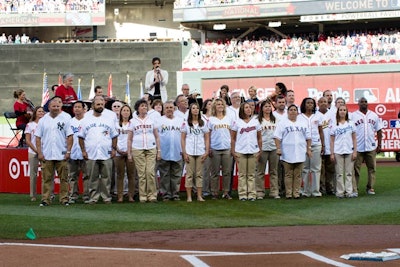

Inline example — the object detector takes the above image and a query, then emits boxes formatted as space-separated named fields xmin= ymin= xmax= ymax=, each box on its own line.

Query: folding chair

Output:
xmin=4 ymin=111 xmax=21 ymax=148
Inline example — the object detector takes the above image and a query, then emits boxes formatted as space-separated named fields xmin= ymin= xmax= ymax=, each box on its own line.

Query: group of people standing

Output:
xmin=14 ymin=66 xmax=382 ymax=205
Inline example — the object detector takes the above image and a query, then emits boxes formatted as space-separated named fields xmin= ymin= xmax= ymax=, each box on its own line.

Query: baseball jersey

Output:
xmin=273 ymin=110 xmax=287 ymax=122
xmin=231 ymin=117 xmax=261 ymax=154
xmin=128 ymin=116 xmax=157 ymax=150
xmin=115 ymin=121 xmax=130 ymax=156
xmin=181 ymin=121 xmax=209 ymax=156
xmin=158 ymin=115 xmax=184 ymax=161
xmin=259 ymin=118 xmax=277 ymax=151
xmin=69 ymin=116 xmax=85 ymax=160
xmin=25 ymin=121 xmax=38 ymax=154
xmin=297 ymin=113 xmax=323 ymax=145
xmin=274 ymin=117 xmax=311 ymax=163
xmin=350 ymin=110 xmax=382 ymax=152
xmin=330 ymin=120 xmax=356 ymax=155
xmin=79 ymin=113 xmax=119 ymax=160
xmin=208 ymin=115 xmax=233 ymax=150
xmin=35 ymin=112 xmax=72 ymax=160
xmin=316 ymin=110 xmax=333 ymax=154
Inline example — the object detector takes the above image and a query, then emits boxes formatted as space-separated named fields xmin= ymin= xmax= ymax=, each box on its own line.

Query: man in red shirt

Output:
xmin=55 ymin=73 xmax=78 ymax=116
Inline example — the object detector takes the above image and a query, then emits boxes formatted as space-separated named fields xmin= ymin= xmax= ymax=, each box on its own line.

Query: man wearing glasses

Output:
xmin=145 ymin=57 xmax=169 ymax=102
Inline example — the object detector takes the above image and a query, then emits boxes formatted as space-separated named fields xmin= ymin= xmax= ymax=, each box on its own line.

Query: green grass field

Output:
xmin=0 ymin=166 xmax=399 ymax=240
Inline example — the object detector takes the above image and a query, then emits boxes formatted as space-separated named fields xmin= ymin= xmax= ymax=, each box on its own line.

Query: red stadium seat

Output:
xmin=182 ymin=68 xmax=191 ymax=71
xmin=246 ymin=65 xmax=254 ymax=69
xmin=228 ymin=65 xmax=236 ymax=69
xmin=310 ymin=62 xmax=318 ymax=66
xmin=237 ymin=65 xmax=246 ymax=69
xmin=209 ymin=66 xmax=217 ymax=70
xmin=218 ymin=66 xmax=227 ymax=70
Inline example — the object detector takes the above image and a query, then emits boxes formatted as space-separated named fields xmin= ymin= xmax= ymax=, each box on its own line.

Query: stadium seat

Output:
xmin=4 ymin=112 xmax=21 ymax=148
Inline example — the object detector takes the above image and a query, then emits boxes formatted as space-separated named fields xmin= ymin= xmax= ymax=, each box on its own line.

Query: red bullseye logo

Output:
xmin=9 ymin=158 xmax=20 ymax=180
xmin=375 ymin=104 xmax=386 ymax=116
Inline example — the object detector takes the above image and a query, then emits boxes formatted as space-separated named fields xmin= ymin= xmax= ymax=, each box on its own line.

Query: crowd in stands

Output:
xmin=174 ymin=0 xmax=310 ymax=8
xmin=183 ymin=29 xmax=400 ymax=70
xmin=0 ymin=0 xmax=103 ymax=13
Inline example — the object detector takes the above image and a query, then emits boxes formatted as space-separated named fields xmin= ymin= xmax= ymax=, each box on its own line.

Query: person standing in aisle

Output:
xmin=351 ymin=97 xmax=382 ymax=195
xmin=35 ymin=96 xmax=73 ymax=206
xmin=231 ymin=102 xmax=262 ymax=201
xmin=330 ymin=105 xmax=357 ymax=198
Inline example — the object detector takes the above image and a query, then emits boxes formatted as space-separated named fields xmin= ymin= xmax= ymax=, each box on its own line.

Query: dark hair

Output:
xmin=31 ymin=106 xmax=44 ymax=122
xmin=144 ymin=93 xmax=154 ymax=105
xmin=287 ymin=104 xmax=299 ymax=112
xmin=51 ymin=84 xmax=58 ymax=92
xmin=335 ymin=104 xmax=349 ymax=125
xmin=220 ymin=84 xmax=229 ymax=92
xmin=152 ymin=99 xmax=163 ymax=115
xmin=187 ymin=102 xmax=204 ymax=127
xmin=175 ymin=94 xmax=185 ymax=106
xmin=13 ymin=89 xmax=24 ymax=99
xmin=119 ymin=104 xmax=133 ymax=126
xmin=49 ymin=95 xmax=63 ymax=104
xmin=201 ymin=99 xmax=213 ymax=114
xmin=94 ymin=86 xmax=102 ymax=93
xmin=72 ymin=100 xmax=85 ymax=110
xmin=275 ymin=82 xmax=287 ymax=96
xmin=152 ymin=57 xmax=161 ymax=64
xmin=238 ymin=102 xmax=251 ymax=120
xmin=300 ymin=97 xmax=316 ymax=114
xmin=258 ymin=100 xmax=276 ymax=124
xmin=134 ymin=99 xmax=148 ymax=115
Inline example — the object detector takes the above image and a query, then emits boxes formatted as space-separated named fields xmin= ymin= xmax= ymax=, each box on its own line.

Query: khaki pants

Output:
xmin=210 ymin=149 xmax=232 ymax=195
xmin=256 ymin=150 xmax=279 ymax=198
xmin=302 ymin=145 xmax=322 ymax=196
xmin=132 ymin=148 xmax=157 ymax=202
xmin=185 ymin=155 xmax=203 ymax=188
xmin=41 ymin=160 xmax=69 ymax=204
xmin=86 ymin=159 xmax=113 ymax=203
xmin=282 ymin=161 xmax=303 ymax=198
xmin=334 ymin=153 xmax=354 ymax=196
xmin=29 ymin=153 xmax=39 ymax=198
xmin=237 ymin=153 xmax=256 ymax=200
xmin=68 ymin=159 xmax=89 ymax=201
xmin=353 ymin=150 xmax=377 ymax=193
xmin=114 ymin=155 xmax=136 ymax=199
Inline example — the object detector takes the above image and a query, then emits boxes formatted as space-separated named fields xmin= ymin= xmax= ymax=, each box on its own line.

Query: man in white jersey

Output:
xmin=68 ymin=101 xmax=89 ymax=203
xmin=323 ymin=90 xmax=334 ymax=110
xmin=158 ymin=101 xmax=185 ymax=201
xmin=226 ymin=91 xmax=241 ymax=121
xmin=351 ymin=97 xmax=382 ymax=195
xmin=317 ymin=97 xmax=335 ymax=195
xmin=35 ymin=96 xmax=73 ymax=206
xmin=79 ymin=96 xmax=119 ymax=204
xmin=174 ymin=94 xmax=189 ymax=120
xmin=273 ymin=95 xmax=287 ymax=121
xmin=272 ymin=94 xmax=287 ymax=196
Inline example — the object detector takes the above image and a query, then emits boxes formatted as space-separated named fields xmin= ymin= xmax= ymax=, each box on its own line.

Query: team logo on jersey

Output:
xmin=102 ymin=130 xmax=109 ymax=136
xmin=57 ymin=122 xmax=65 ymax=131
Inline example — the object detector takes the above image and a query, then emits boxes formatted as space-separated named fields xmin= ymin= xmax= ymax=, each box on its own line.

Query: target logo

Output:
xmin=8 ymin=158 xmax=30 ymax=180
xmin=375 ymin=104 xmax=387 ymax=116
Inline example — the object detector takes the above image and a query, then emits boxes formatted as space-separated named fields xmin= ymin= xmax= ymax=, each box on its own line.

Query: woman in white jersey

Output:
xmin=231 ymin=102 xmax=262 ymax=201
xmin=208 ymin=98 xmax=233 ymax=199
xmin=127 ymin=99 xmax=161 ymax=203
xmin=274 ymin=104 xmax=311 ymax=199
xmin=330 ymin=105 xmax=357 ymax=198
xmin=256 ymin=100 xmax=280 ymax=199
xmin=25 ymin=106 xmax=45 ymax=201
xmin=115 ymin=105 xmax=136 ymax=203
xmin=181 ymin=102 xmax=210 ymax=202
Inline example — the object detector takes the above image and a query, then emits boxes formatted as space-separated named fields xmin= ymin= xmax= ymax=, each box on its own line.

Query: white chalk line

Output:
xmin=6 ymin=242 xmax=399 ymax=267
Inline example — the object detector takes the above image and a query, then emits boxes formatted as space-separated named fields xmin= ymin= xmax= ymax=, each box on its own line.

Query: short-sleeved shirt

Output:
xmin=35 ymin=112 xmax=72 ymax=160
xmin=231 ymin=117 xmax=261 ymax=154
xmin=25 ymin=121 xmax=38 ymax=154
xmin=158 ymin=115 xmax=184 ymax=161
xmin=330 ymin=120 xmax=356 ymax=155
xmin=181 ymin=121 xmax=209 ymax=156
xmin=208 ymin=115 xmax=232 ymax=150
xmin=350 ymin=110 xmax=383 ymax=152
xmin=128 ymin=116 xmax=157 ymax=150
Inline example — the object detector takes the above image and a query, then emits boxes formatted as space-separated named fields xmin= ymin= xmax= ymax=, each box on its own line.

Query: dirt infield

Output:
xmin=2 ymin=225 xmax=400 ymax=266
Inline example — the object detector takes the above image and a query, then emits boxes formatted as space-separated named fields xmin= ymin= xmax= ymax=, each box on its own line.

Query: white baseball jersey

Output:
xmin=231 ymin=117 xmax=261 ymax=154
xmin=35 ymin=112 xmax=72 ymax=160
xmin=330 ymin=120 xmax=356 ymax=155
xmin=86 ymin=108 xmax=118 ymax=125
xmin=259 ymin=118 xmax=277 ymax=151
xmin=274 ymin=117 xmax=311 ymax=163
xmin=174 ymin=109 xmax=188 ymax=121
xmin=226 ymin=105 xmax=240 ymax=121
xmin=158 ymin=115 xmax=184 ymax=161
xmin=147 ymin=109 xmax=162 ymax=128
xmin=273 ymin=110 xmax=287 ymax=122
xmin=128 ymin=116 xmax=157 ymax=150
xmin=69 ymin=116 xmax=85 ymax=160
xmin=208 ymin=115 xmax=233 ymax=150
xmin=316 ymin=110 xmax=333 ymax=154
xmin=350 ymin=110 xmax=382 ymax=152
xmin=79 ymin=113 xmax=119 ymax=160
xmin=25 ymin=121 xmax=38 ymax=154
xmin=297 ymin=113 xmax=323 ymax=145
xmin=181 ymin=121 xmax=209 ymax=156
xmin=115 ymin=121 xmax=130 ymax=155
